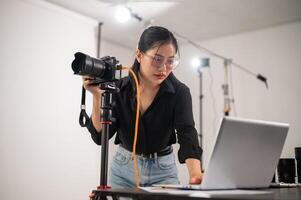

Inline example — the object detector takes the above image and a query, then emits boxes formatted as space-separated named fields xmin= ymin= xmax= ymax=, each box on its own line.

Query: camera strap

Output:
xmin=79 ymin=86 xmax=89 ymax=127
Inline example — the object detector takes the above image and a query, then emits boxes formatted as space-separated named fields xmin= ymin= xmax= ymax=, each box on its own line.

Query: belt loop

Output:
xmin=154 ymin=152 xmax=158 ymax=159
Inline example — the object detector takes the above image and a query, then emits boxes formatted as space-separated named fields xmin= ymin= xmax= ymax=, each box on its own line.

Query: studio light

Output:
xmin=191 ymin=57 xmax=201 ymax=70
xmin=191 ymin=57 xmax=210 ymax=71
xmin=115 ymin=6 xmax=131 ymax=23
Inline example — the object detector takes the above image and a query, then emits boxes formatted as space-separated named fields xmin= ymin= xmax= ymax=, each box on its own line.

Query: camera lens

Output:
xmin=72 ymin=52 xmax=105 ymax=77
xmin=71 ymin=52 xmax=86 ymax=74
xmin=71 ymin=52 xmax=118 ymax=84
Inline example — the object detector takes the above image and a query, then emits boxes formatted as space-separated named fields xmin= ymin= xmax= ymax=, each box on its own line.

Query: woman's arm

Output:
xmin=174 ymin=85 xmax=203 ymax=183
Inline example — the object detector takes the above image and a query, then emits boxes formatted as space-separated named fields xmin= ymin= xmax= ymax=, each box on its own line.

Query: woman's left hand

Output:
xmin=185 ymin=158 xmax=203 ymax=184
xmin=189 ymin=173 xmax=203 ymax=184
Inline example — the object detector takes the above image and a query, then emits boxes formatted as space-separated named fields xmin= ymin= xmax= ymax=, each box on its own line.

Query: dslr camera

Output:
xmin=71 ymin=52 xmax=121 ymax=84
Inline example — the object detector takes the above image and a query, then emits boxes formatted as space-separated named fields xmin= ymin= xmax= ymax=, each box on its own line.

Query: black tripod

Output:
xmin=90 ymin=82 xmax=118 ymax=200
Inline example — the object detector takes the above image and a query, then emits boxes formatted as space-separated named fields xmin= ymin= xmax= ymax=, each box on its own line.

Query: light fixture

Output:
xmin=114 ymin=5 xmax=143 ymax=23
xmin=191 ymin=57 xmax=201 ymax=70
xmin=191 ymin=57 xmax=210 ymax=71
xmin=114 ymin=6 xmax=131 ymax=23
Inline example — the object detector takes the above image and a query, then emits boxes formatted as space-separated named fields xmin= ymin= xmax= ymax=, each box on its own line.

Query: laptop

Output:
xmin=154 ymin=117 xmax=289 ymax=190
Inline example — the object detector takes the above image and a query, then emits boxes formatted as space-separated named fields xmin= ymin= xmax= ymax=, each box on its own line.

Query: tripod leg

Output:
xmin=96 ymin=194 xmax=108 ymax=200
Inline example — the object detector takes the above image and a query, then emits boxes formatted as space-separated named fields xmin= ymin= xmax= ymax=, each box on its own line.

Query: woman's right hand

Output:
xmin=82 ymin=76 xmax=103 ymax=132
xmin=82 ymin=76 xmax=102 ymax=97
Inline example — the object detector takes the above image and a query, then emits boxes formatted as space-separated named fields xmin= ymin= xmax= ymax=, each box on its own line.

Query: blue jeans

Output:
xmin=109 ymin=146 xmax=180 ymax=188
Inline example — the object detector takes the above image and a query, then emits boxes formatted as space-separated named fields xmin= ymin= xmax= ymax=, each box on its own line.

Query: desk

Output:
xmin=91 ymin=187 xmax=301 ymax=200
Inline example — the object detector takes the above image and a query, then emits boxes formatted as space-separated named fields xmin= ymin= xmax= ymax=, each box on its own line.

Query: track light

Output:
xmin=115 ymin=6 xmax=131 ymax=23
xmin=114 ymin=5 xmax=143 ymax=23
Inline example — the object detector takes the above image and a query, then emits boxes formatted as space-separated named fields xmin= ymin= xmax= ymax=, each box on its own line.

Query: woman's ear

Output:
xmin=135 ymin=49 xmax=142 ymax=63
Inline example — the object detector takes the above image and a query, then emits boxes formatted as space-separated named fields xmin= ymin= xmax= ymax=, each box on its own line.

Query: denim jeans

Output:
xmin=109 ymin=145 xmax=180 ymax=188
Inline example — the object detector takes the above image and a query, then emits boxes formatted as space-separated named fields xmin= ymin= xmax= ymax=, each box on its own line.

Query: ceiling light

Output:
xmin=115 ymin=6 xmax=131 ymax=23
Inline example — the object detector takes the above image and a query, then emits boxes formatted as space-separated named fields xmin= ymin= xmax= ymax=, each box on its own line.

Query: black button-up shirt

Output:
xmin=87 ymin=73 xmax=202 ymax=163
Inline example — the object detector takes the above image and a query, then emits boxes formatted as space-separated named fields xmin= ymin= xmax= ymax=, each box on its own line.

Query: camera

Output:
xmin=71 ymin=52 xmax=120 ymax=84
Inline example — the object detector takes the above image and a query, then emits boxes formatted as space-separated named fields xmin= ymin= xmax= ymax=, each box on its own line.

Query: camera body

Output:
xmin=71 ymin=52 xmax=120 ymax=84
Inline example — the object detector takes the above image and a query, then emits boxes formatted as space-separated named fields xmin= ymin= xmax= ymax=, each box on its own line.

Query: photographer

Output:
xmin=83 ymin=26 xmax=203 ymax=188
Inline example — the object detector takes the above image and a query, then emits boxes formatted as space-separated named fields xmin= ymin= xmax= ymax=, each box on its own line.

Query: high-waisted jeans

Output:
xmin=109 ymin=145 xmax=180 ymax=188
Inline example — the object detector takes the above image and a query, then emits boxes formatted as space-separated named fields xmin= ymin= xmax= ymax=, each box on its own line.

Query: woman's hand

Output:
xmin=82 ymin=76 xmax=103 ymax=132
xmin=82 ymin=76 xmax=102 ymax=97
xmin=185 ymin=158 xmax=203 ymax=184
xmin=189 ymin=172 xmax=203 ymax=184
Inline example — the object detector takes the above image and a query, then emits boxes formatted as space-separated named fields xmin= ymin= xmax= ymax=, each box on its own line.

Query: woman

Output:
xmin=83 ymin=26 xmax=203 ymax=188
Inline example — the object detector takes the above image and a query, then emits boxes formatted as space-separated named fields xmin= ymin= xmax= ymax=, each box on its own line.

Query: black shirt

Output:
xmin=87 ymin=73 xmax=202 ymax=163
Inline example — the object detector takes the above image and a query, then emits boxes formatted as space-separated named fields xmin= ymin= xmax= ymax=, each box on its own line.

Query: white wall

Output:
xmin=174 ymin=21 xmax=301 ymax=169
xmin=0 ymin=0 xmax=132 ymax=200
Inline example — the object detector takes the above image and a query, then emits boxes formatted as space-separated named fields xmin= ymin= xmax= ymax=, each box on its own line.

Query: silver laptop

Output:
xmin=154 ymin=117 xmax=289 ymax=190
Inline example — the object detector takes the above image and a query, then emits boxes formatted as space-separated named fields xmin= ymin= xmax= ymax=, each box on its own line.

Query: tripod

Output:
xmin=90 ymin=82 xmax=118 ymax=200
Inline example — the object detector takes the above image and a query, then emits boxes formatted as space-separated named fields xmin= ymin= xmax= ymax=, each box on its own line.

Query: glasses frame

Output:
xmin=142 ymin=52 xmax=180 ymax=70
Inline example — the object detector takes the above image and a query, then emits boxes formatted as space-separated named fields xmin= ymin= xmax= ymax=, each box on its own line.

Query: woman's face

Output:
xmin=136 ymin=43 xmax=177 ymax=86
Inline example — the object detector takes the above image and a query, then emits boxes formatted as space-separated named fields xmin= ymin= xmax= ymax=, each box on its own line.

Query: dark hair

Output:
xmin=132 ymin=26 xmax=178 ymax=73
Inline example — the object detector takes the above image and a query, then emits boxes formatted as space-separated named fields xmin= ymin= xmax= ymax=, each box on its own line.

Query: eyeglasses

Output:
xmin=142 ymin=53 xmax=180 ymax=70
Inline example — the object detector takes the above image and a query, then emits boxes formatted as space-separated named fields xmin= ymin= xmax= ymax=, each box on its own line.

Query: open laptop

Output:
xmin=154 ymin=117 xmax=289 ymax=190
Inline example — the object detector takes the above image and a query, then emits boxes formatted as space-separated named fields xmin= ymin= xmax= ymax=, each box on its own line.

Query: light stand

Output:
xmin=222 ymin=59 xmax=232 ymax=116
xmin=198 ymin=68 xmax=203 ymax=150
xmin=198 ymin=67 xmax=205 ymax=173
xmin=196 ymin=58 xmax=210 ymax=168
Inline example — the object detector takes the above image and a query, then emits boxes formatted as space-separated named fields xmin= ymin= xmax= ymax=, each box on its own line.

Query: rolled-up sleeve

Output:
xmin=174 ymin=86 xmax=202 ymax=163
